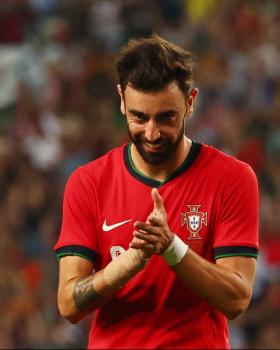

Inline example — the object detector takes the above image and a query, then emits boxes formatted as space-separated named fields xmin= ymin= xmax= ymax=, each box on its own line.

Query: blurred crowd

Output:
xmin=0 ymin=0 xmax=279 ymax=348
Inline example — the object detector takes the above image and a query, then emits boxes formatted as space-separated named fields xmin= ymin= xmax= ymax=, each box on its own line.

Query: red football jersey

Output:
xmin=55 ymin=141 xmax=259 ymax=349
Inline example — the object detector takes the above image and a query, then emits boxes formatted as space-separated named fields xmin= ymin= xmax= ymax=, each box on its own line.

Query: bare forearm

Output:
xmin=131 ymin=189 xmax=256 ymax=319
xmin=172 ymin=249 xmax=254 ymax=319
xmin=58 ymin=248 xmax=148 ymax=323
xmin=58 ymin=270 xmax=119 ymax=323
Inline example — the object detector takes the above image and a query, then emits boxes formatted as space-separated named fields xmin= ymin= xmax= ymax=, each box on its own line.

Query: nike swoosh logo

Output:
xmin=102 ymin=219 xmax=132 ymax=232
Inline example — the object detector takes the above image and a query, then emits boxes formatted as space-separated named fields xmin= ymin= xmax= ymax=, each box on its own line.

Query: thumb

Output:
xmin=151 ymin=188 xmax=164 ymax=213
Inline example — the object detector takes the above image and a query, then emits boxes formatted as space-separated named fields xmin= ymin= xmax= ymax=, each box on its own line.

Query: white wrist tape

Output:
xmin=162 ymin=234 xmax=189 ymax=266
xmin=103 ymin=248 xmax=147 ymax=288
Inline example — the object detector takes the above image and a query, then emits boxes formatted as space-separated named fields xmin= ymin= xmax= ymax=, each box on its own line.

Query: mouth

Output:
xmin=144 ymin=142 xmax=164 ymax=152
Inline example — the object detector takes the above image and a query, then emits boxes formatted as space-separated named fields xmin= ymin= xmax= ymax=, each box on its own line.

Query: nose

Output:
xmin=145 ymin=120 xmax=161 ymax=142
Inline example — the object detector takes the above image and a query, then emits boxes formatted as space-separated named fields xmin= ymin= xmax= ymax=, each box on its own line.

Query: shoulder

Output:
xmin=199 ymin=143 xmax=257 ymax=183
xmin=66 ymin=144 xmax=127 ymax=189
xmin=62 ymin=145 xmax=125 ymax=195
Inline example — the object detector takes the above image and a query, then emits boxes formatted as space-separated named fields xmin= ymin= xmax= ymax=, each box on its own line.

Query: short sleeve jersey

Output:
xmin=55 ymin=142 xmax=259 ymax=349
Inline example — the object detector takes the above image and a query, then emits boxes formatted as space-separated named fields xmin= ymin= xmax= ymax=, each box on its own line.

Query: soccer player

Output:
xmin=55 ymin=35 xmax=259 ymax=349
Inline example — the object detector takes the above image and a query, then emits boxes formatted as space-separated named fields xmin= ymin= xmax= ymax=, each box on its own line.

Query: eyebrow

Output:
xmin=128 ymin=109 xmax=147 ymax=117
xmin=128 ymin=109 xmax=178 ymax=117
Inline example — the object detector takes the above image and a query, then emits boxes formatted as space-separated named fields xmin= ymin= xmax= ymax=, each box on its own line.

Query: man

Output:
xmin=55 ymin=35 xmax=259 ymax=349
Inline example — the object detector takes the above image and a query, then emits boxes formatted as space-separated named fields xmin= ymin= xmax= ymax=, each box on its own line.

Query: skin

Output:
xmin=122 ymin=81 xmax=256 ymax=319
xmin=118 ymin=82 xmax=197 ymax=181
xmin=57 ymin=81 xmax=256 ymax=323
xmin=130 ymin=188 xmax=256 ymax=319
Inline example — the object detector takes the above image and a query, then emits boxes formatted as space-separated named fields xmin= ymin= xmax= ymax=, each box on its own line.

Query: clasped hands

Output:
xmin=129 ymin=188 xmax=174 ymax=258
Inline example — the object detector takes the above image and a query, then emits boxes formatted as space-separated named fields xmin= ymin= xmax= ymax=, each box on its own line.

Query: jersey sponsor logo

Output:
xmin=181 ymin=205 xmax=207 ymax=240
xmin=102 ymin=219 xmax=132 ymax=232
xmin=110 ymin=246 xmax=126 ymax=260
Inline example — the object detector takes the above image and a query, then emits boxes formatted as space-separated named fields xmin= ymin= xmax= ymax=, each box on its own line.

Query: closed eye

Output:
xmin=157 ymin=111 xmax=177 ymax=122
xmin=129 ymin=109 xmax=148 ymax=123
xmin=128 ymin=109 xmax=178 ymax=123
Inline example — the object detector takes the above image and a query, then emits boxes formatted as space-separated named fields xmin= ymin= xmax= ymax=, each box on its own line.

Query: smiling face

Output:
xmin=118 ymin=82 xmax=196 ymax=165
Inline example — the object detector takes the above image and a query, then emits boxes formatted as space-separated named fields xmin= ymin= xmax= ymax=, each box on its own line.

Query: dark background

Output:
xmin=0 ymin=0 xmax=279 ymax=348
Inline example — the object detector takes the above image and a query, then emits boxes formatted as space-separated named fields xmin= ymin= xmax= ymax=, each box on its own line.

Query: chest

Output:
xmin=95 ymin=173 xmax=220 ymax=266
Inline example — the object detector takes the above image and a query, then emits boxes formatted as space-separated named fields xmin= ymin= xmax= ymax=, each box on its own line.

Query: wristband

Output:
xmin=162 ymin=234 xmax=189 ymax=266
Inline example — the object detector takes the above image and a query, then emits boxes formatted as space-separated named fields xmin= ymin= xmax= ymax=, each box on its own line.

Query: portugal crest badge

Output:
xmin=181 ymin=205 xmax=207 ymax=240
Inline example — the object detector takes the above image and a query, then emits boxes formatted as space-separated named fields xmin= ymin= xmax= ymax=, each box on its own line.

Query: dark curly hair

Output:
xmin=116 ymin=34 xmax=195 ymax=95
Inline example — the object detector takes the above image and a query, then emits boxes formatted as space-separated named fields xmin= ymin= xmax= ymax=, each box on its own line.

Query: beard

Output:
xmin=127 ymin=119 xmax=185 ymax=166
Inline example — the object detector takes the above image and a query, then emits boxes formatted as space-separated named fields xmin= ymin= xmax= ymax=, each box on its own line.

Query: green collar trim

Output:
xmin=124 ymin=141 xmax=202 ymax=188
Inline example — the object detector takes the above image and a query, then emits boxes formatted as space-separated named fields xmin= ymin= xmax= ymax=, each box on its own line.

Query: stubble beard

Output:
xmin=127 ymin=119 xmax=185 ymax=166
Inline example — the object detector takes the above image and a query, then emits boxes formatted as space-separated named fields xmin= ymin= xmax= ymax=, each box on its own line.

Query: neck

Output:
xmin=130 ymin=136 xmax=192 ymax=182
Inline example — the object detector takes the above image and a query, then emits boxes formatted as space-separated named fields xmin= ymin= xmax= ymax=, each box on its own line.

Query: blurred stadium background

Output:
xmin=0 ymin=0 xmax=279 ymax=348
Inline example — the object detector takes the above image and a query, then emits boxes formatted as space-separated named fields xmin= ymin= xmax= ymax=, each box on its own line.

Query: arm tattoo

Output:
xmin=73 ymin=275 xmax=105 ymax=311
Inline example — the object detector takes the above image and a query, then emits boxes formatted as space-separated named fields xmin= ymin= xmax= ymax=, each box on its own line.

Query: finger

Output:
xmin=134 ymin=221 xmax=145 ymax=227
xmin=134 ymin=222 xmax=161 ymax=236
xmin=151 ymin=188 xmax=165 ymax=213
xmin=133 ymin=230 xmax=159 ymax=243
xmin=130 ymin=236 xmax=152 ymax=250
xmin=131 ymin=236 xmax=143 ymax=244
xmin=129 ymin=240 xmax=155 ymax=253
xmin=134 ymin=221 xmax=152 ymax=231
xmin=147 ymin=213 xmax=162 ymax=226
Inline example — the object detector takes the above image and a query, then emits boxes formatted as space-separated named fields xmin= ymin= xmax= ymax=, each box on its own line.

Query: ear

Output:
xmin=117 ymin=84 xmax=125 ymax=115
xmin=186 ymin=88 xmax=199 ymax=116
